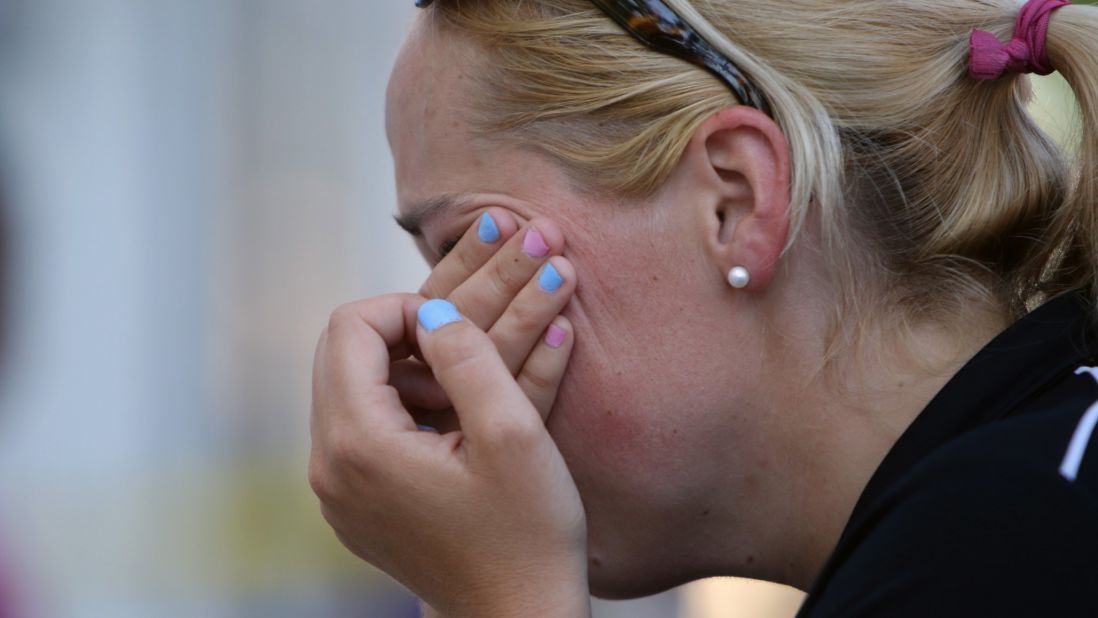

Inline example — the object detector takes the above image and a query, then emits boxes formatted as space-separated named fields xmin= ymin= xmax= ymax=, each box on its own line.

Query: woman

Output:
xmin=308 ymin=0 xmax=1098 ymax=615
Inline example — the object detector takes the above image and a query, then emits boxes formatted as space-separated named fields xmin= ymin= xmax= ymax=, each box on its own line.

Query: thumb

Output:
xmin=416 ymin=299 xmax=544 ymax=449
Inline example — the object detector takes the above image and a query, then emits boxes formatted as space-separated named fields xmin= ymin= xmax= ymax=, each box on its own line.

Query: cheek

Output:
xmin=544 ymin=215 xmax=739 ymax=498
xmin=547 ymin=248 xmax=707 ymax=472
xmin=550 ymin=350 xmax=648 ymax=464
xmin=546 ymin=319 xmax=699 ymax=480
xmin=544 ymin=281 xmax=751 ymax=505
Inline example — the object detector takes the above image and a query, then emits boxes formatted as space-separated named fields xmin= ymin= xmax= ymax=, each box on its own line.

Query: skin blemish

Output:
xmin=745 ymin=473 xmax=761 ymax=492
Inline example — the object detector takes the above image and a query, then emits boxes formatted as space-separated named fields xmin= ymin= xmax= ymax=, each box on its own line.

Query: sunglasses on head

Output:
xmin=414 ymin=0 xmax=771 ymax=115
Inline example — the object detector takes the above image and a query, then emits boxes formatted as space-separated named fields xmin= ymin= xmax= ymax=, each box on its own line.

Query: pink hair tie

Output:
xmin=969 ymin=0 xmax=1070 ymax=80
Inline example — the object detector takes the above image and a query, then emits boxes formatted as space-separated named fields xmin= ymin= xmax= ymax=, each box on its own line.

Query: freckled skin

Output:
xmin=387 ymin=17 xmax=825 ymax=597
xmin=381 ymin=11 xmax=1012 ymax=599
xmin=385 ymin=19 xmax=788 ymax=597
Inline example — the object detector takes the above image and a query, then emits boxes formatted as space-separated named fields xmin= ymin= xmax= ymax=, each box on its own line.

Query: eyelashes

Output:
xmin=438 ymin=234 xmax=463 ymax=259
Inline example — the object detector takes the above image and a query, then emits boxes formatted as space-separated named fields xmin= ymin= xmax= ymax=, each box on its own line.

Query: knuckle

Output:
xmin=417 ymin=282 xmax=437 ymax=298
xmin=318 ymin=502 xmax=338 ymax=528
xmin=419 ymin=275 xmax=447 ymax=298
xmin=482 ymin=275 xmax=512 ymax=311
xmin=431 ymin=326 xmax=489 ymax=369
xmin=520 ymin=364 xmax=555 ymax=393
xmin=327 ymin=303 xmax=358 ymax=333
xmin=504 ymin=298 xmax=545 ymax=334
xmin=488 ymin=255 xmax=524 ymax=295
xmin=481 ymin=418 xmax=542 ymax=450
xmin=326 ymin=426 xmax=363 ymax=469
xmin=308 ymin=452 xmax=335 ymax=501
xmin=455 ymin=242 xmax=483 ymax=275
xmin=322 ymin=423 xmax=386 ymax=483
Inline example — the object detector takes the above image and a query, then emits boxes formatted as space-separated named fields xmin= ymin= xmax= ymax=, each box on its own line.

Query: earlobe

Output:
xmin=698 ymin=106 xmax=792 ymax=292
xmin=727 ymin=265 xmax=751 ymax=289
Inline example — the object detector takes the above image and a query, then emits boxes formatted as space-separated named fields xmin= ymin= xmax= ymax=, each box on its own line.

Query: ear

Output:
xmin=680 ymin=106 xmax=791 ymax=292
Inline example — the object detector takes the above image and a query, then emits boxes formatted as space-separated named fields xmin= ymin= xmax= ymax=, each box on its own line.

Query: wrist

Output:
xmin=481 ymin=577 xmax=590 ymax=618
xmin=444 ymin=560 xmax=591 ymax=618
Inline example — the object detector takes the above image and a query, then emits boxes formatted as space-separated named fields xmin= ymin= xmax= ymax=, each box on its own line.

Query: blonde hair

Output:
xmin=426 ymin=0 xmax=1098 ymax=327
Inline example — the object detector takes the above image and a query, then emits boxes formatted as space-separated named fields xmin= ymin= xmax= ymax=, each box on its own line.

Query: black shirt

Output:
xmin=798 ymin=290 xmax=1098 ymax=617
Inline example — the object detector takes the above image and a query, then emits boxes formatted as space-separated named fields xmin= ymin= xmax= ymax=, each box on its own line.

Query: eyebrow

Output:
xmin=393 ymin=193 xmax=476 ymax=237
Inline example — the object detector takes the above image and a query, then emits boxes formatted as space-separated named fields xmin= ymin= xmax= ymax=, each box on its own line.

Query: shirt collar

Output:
xmin=855 ymin=290 xmax=1098 ymax=516
xmin=813 ymin=289 xmax=1098 ymax=594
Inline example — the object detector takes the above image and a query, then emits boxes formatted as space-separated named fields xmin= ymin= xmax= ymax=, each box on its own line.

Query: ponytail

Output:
xmin=1046 ymin=5 xmax=1098 ymax=311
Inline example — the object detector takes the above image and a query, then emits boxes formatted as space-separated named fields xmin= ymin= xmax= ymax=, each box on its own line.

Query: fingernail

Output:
xmin=522 ymin=227 xmax=550 ymax=257
xmin=418 ymin=299 xmax=462 ymax=332
xmin=539 ymin=262 xmax=564 ymax=292
xmin=545 ymin=324 xmax=567 ymax=349
xmin=477 ymin=212 xmax=500 ymax=243
xmin=416 ymin=424 xmax=439 ymax=433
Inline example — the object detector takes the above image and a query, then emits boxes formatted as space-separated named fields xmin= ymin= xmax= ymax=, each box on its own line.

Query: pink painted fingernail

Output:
xmin=522 ymin=227 xmax=550 ymax=257
xmin=545 ymin=324 xmax=567 ymax=349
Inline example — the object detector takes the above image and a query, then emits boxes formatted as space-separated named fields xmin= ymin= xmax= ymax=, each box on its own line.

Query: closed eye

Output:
xmin=438 ymin=234 xmax=463 ymax=259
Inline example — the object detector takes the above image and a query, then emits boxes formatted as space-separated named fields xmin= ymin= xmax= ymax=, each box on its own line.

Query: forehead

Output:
xmin=386 ymin=16 xmax=475 ymax=152
xmin=385 ymin=16 xmax=574 ymax=230
xmin=386 ymin=17 xmax=486 ymax=217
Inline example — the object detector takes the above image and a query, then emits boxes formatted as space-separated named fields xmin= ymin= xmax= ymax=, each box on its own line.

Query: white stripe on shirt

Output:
xmin=1059 ymin=366 xmax=1098 ymax=482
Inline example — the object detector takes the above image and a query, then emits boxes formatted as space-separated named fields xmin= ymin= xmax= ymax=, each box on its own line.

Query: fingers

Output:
xmin=517 ymin=316 xmax=574 ymax=421
xmin=388 ymin=360 xmax=463 ymax=433
xmin=415 ymin=299 xmax=544 ymax=448
xmin=388 ymin=359 xmax=450 ymax=411
xmin=488 ymin=256 xmax=576 ymax=374
xmin=406 ymin=212 xmax=575 ymax=439
xmin=391 ymin=254 xmax=575 ymax=432
xmin=407 ymin=253 xmax=575 ymax=420
xmin=418 ymin=208 xmax=520 ymax=300
xmin=447 ymin=219 xmax=565 ymax=330
xmin=315 ymin=293 xmax=425 ymax=432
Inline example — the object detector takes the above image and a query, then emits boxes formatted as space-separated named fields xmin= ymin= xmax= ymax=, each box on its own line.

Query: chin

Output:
xmin=547 ymin=360 xmax=727 ymax=599
xmin=586 ymin=552 xmax=707 ymax=600
xmin=582 ymin=501 xmax=713 ymax=600
xmin=588 ymin=571 xmax=690 ymax=601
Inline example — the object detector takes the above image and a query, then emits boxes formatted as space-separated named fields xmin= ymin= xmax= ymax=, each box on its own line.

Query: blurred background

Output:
xmin=0 ymin=1 xmax=1079 ymax=617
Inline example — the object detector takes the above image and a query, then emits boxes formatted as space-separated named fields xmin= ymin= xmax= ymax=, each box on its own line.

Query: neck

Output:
xmin=752 ymin=303 xmax=1008 ymax=590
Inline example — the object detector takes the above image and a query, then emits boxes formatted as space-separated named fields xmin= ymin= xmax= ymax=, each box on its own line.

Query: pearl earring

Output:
xmin=727 ymin=266 xmax=750 ymax=289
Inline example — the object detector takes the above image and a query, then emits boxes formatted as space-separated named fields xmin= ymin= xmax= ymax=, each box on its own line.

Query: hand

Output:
xmin=309 ymin=214 xmax=590 ymax=617
xmin=390 ymin=210 xmax=577 ymax=432
xmin=310 ymin=297 xmax=589 ymax=617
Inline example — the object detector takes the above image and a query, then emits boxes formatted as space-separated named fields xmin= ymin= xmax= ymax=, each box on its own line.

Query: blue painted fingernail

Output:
xmin=418 ymin=299 xmax=463 ymax=332
xmin=416 ymin=424 xmax=439 ymax=433
xmin=539 ymin=262 xmax=563 ymax=292
xmin=477 ymin=212 xmax=500 ymax=243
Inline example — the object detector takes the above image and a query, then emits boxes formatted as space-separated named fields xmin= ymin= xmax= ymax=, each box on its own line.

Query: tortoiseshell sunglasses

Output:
xmin=414 ymin=0 xmax=772 ymax=115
